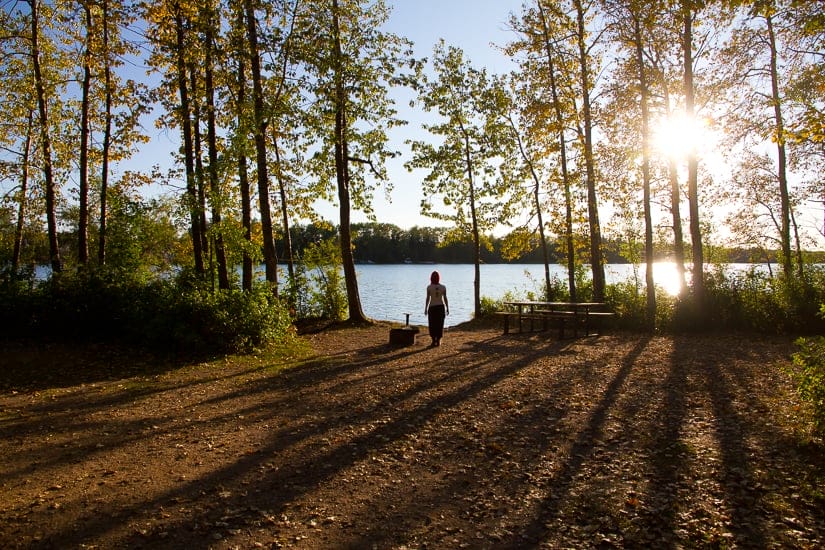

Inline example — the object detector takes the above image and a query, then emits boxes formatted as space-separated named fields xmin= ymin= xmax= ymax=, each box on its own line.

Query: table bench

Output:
xmin=497 ymin=302 xmax=614 ymax=338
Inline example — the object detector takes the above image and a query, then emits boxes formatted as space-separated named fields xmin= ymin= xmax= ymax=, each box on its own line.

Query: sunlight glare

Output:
xmin=653 ymin=262 xmax=686 ymax=296
xmin=652 ymin=113 xmax=713 ymax=160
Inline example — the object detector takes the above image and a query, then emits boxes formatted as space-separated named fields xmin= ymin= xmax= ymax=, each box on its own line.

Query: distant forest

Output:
xmin=279 ymin=222 xmax=822 ymax=266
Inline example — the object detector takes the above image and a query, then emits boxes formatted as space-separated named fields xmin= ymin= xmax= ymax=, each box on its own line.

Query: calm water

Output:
xmin=352 ymin=262 xmax=751 ymax=327
xmin=32 ymin=262 xmax=772 ymax=327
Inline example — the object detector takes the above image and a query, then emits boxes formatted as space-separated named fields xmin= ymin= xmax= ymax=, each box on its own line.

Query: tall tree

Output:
xmin=77 ymin=0 xmax=93 ymax=266
xmin=98 ymin=0 xmax=112 ymax=264
xmin=573 ymin=0 xmax=606 ymax=301
xmin=682 ymin=0 xmax=705 ymax=305
xmin=96 ymin=0 xmax=147 ymax=266
xmin=28 ymin=0 xmax=62 ymax=273
xmin=602 ymin=0 xmax=659 ymax=328
xmin=303 ymin=0 xmax=419 ymax=322
xmin=200 ymin=0 xmax=229 ymax=289
xmin=630 ymin=5 xmax=657 ymax=329
xmin=244 ymin=0 xmax=279 ymax=290
xmin=407 ymin=43 xmax=517 ymax=317
xmin=230 ymin=5 xmax=254 ymax=291
xmin=507 ymin=0 xmax=581 ymax=301
xmin=724 ymin=1 xmax=795 ymax=277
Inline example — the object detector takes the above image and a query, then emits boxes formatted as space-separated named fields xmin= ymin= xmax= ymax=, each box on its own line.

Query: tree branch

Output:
xmin=348 ymin=156 xmax=383 ymax=179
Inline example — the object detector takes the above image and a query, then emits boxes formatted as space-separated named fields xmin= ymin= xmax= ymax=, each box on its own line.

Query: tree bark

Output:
xmin=235 ymin=8 xmax=253 ymax=292
xmin=245 ymin=0 xmax=279 ymax=291
xmin=573 ymin=0 xmax=605 ymax=301
xmin=683 ymin=3 xmax=704 ymax=305
xmin=203 ymin=11 xmax=230 ymax=289
xmin=78 ymin=2 xmax=92 ymax=266
xmin=189 ymin=64 xmax=210 ymax=271
xmin=98 ymin=0 xmax=112 ymax=264
xmin=173 ymin=2 xmax=205 ymax=274
xmin=766 ymin=13 xmax=793 ymax=278
xmin=13 ymin=111 xmax=34 ymax=273
xmin=273 ymin=137 xmax=296 ymax=283
xmin=29 ymin=0 xmax=62 ymax=273
xmin=459 ymin=123 xmax=482 ymax=318
xmin=332 ymin=0 xmax=368 ymax=322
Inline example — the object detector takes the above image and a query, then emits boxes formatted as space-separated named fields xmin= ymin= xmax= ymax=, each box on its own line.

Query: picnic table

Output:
xmin=497 ymin=301 xmax=614 ymax=338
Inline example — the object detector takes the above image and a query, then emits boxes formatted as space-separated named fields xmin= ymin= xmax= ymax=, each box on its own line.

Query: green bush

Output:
xmin=0 ymin=268 xmax=294 ymax=355
xmin=293 ymin=238 xmax=347 ymax=322
xmin=790 ymin=330 xmax=825 ymax=438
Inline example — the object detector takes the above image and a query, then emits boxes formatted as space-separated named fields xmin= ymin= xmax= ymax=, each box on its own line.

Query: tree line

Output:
xmin=1 ymin=0 xmax=823 ymax=329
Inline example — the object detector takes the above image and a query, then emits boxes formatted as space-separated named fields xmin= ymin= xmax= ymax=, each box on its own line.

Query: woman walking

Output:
xmin=425 ymin=270 xmax=449 ymax=347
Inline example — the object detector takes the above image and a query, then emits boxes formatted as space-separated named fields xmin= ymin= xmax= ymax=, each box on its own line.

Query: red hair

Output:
xmin=430 ymin=271 xmax=440 ymax=284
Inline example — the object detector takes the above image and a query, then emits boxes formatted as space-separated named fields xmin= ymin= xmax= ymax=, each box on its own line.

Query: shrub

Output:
xmin=790 ymin=330 xmax=825 ymax=438
xmin=0 ymin=268 xmax=294 ymax=355
xmin=296 ymin=239 xmax=347 ymax=322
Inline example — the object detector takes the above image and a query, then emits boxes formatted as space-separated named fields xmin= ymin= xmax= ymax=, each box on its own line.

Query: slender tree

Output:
xmin=408 ymin=43 xmax=517 ymax=317
xmin=201 ymin=1 xmax=229 ymax=289
xmin=231 ymin=5 xmax=254 ymax=291
xmin=536 ymin=1 xmax=579 ymax=301
xmin=244 ymin=0 xmax=278 ymax=290
xmin=77 ymin=0 xmax=93 ymax=266
xmin=28 ymin=0 xmax=62 ymax=273
xmin=630 ymin=6 xmax=657 ymax=329
xmin=573 ymin=0 xmax=606 ymax=301
xmin=302 ymin=0 xmax=419 ymax=322
xmin=682 ymin=0 xmax=705 ymax=304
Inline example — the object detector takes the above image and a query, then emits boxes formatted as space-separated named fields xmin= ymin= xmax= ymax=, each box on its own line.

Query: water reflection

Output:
xmin=357 ymin=262 xmax=769 ymax=326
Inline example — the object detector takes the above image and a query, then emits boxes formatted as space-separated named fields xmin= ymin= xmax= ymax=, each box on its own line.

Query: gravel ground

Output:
xmin=1 ymin=322 xmax=823 ymax=549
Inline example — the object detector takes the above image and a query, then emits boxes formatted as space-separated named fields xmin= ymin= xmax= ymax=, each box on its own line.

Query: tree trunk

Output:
xmin=235 ymin=8 xmax=253 ymax=292
xmin=189 ymin=65 xmax=210 ymax=274
xmin=332 ymin=0 xmax=368 ymax=323
xmin=537 ymin=1 xmax=576 ymax=301
xmin=78 ymin=3 xmax=92 ymax=266
xmin=273 ymin=137 xmax=296 ymax=282
xmin=663 ymin=88 xmax=687 ymax=294
xmin=507 ymin=108 xmax=552 ymax=301
xmin=13 ymin=111 xmax=34 ymax=273
xmin=766 ymin=13 xmax=793 ymax=278
xmin=98 ymin=0 xmax=112 ymax=265
xmin=29 ymin=0 xmax=62 ymax=273
xmin=173 ymin=3 xmax=205 ymax=274
xmin=574 ymin=0 xmax=604 ymax=301
xmin=203 ymin=14 xmax=229 ymax=289
xmin=683 ymin=3 xmax=704 ymax=305
xmin=457 ymin=122 xmax=482 ymax=318
xmin=245 ymin=0 xmax=279 ymax=291
xmin=633 ymin=13 xmax=656 ymax=330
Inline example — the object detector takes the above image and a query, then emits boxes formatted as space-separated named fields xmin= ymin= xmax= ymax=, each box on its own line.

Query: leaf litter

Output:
xmin=1 ymin=324 xmax=823 ymax=548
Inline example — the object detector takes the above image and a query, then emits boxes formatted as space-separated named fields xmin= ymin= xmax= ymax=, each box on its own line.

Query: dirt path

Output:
xmin=1 ymin=324 xmax=823 ymax=549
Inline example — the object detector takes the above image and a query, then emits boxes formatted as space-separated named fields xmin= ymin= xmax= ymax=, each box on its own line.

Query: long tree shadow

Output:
xmin=9 ymin=329 xmax=570 ymax=548
xmin=493 ymin=335 xmax=653 ymax=548
xmin=675 ymin=333 xmax=768 ymax=547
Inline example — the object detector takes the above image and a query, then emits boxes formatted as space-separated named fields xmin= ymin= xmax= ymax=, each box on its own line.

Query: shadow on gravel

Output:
xmin=0 ymin=340 xmax=188 ymax=392
xmin=2 ymin=330 xmax=822 ymax=549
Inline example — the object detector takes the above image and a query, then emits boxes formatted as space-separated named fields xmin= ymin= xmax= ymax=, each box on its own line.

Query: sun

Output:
xmin=652 ymin=113 xmax=714 ymax=160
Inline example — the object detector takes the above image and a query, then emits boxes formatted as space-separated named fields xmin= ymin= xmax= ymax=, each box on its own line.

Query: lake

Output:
xmin=32 ymin=262 xmax=773 ymax=327
xmin=351 ymin=262 xmax=759 ymax=327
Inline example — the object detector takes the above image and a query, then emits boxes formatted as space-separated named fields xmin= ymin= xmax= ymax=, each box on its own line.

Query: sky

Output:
xmin=310 ymin=0 xmax=525 ymax=230
xmin=128 ymin=1 xmax=525 ymax=231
